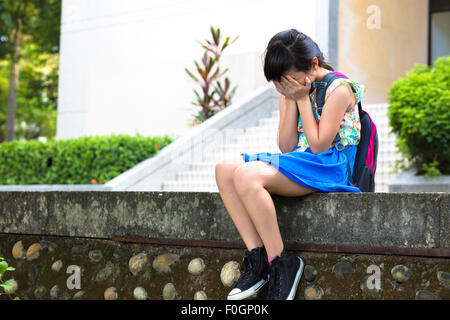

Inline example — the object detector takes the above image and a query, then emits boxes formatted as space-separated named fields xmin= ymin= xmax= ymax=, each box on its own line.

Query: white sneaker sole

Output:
xmin=286 ymin=257 xmax=304 ymax=300
xmin=227 ymin=278 xmax=268 ymax=300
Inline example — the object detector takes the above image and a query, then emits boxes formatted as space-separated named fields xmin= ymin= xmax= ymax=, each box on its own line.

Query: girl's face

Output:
xmin=282 ymin=68 xmax=310 ymax=86
xmin=279 ymin=57 xmax=321 ymax=85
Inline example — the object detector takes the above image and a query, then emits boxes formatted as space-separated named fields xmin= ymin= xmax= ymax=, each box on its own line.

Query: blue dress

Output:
xmin=240 ymin=144 xmax=361 ymax=193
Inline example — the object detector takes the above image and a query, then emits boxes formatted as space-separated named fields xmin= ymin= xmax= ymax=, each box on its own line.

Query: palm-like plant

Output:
xmin=185 ymin=25 xmax=239 ymax=125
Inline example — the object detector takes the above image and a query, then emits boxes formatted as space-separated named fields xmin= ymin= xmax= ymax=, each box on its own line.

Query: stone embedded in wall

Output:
xmin=304 ymin=284 xmax=324 ymax=300
xmin=188 ymin=257 xmax=205 ymax=275
xmin=153 ymin=253 xmax=180 ymax=274
xmin=163 ymin=283 xmax=178 ymax=300
xmin=73 ymin=290 xmax=85 ymax=300
xmin=415 ymin=290 xmax=438 ymax=300
xmin=104 ymin=287 xmax=118 ymax=300
xmin=34 ymin=285 xmax=47 ymax=299
xmin=88 ymin=249 xmax=103 ymax=263
xmin=95 ymin=266 xmax=113 ymax=283
xmin=12 ymin=241 xmax=25 ymax=260
xmin=220 ymin=261 xmax=241 ymax=287
xmin=437 ymin=271 xmax=450 ymax=289
xmin=129 ymin=252 xmax=149 ymax=276
xmin=194 ymin=290 xmax=208 ymax=300
xmin=4 ymin=279 xmax=18 ymax=295
xmin=303 ymin=265 xmax=318 ymax=282
xmin=391 ymin=265 xmax=412 ymax=283
xmin=51 ymin=260 xmax=63 ymax=272
xmin=332 ymin=260 xmax=353 ymax=279
xmin=50 ymin=285 xmax=59 ymax=299
xmin=133 ymin=286 xmax=148 ymax=300
xmin=26 ymin=243 xmax=42 ymax=261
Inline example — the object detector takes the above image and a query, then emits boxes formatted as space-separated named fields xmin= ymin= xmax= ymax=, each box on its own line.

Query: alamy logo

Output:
xmin=366 ymin=264 xmax=381 ymax=290
xmin=66 ymin=265 xmax=81 ymax=290
xmin=366 ymin=5 xmax=381 ymax=30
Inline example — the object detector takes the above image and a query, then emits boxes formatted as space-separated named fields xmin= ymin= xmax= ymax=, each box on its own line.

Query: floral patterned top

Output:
xmin=291 ymin=74 xmax=366 ymax=153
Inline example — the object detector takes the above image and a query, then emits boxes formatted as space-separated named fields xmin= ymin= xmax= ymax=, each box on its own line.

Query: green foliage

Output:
xmin=387 ymin=56 xmax=450 ymax=178
xmin=0 ymin=134 xmax=174 ymax=185
xmin=0 ymin=0 xmax=61 ymax=142
xmin=0 ymin=41 xmax=59 ymax=141
xmin=0 ymin=0 xmax=60 ymax=58
xmin=185 ymin=25 xmax=239 ymax=126
xmin=0 ymin=257 xmax=19 ymax=300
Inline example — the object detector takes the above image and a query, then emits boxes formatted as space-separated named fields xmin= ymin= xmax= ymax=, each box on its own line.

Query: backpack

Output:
xmin=311 ymin=71 xmax=379 ymax=192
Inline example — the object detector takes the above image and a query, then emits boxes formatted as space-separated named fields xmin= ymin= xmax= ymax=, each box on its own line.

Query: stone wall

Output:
xmin=0 ymin=234 xmax=449 ymax=300
xmin=0 ymin=191 xmax=449 ymax=300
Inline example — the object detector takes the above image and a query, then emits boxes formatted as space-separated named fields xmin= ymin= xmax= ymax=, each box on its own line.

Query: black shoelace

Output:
xmin=239 ymin=251 xmax=258 ymax=282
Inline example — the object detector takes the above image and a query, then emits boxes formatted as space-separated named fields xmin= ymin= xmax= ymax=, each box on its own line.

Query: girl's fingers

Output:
xmin=279 ymin=78 xmax=290 ymax=91
xmin=282 ymin=75 xmax=294 ymax=84
xmin=273 ymin=81 xmax=285 ymax=94
xmin=275 ymin=79 xmax=285 ymax=88
xmin=285 ymin=75 xmax=302 ymax=88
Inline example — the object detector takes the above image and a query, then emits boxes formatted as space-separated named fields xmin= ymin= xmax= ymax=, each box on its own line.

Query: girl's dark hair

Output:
xmin=262 ymin=28 xmax=334 ymax=82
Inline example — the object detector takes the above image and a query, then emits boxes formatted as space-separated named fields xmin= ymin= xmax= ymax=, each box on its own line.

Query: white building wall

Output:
xmin=57 ymin=0 xmax=329 ymax=139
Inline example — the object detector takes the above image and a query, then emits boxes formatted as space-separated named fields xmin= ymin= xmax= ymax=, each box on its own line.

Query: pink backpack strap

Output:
xmin=330 ymin=71 xmax=349 ymax=79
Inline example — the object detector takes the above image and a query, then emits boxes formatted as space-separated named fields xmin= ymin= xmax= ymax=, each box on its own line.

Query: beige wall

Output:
xmin=338 ymin=0 xmax=428 ymax=104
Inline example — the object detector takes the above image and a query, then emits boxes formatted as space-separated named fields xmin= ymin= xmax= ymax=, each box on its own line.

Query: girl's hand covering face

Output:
xmin=273 ymin=75 xmax=311 ymax=101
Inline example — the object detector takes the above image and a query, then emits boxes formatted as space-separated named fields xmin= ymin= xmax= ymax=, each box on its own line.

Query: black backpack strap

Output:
xmin=312 ymin=72 xmax=354 ymax=185
xmin=314 ymin=72 xmax=340 ymax=117
xmin=314 ymin=72 xmax=344 ymax=145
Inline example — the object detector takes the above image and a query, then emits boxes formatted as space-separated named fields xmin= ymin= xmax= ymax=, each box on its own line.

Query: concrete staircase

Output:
xmin=162 ymin=102 xmax=402 ymax=193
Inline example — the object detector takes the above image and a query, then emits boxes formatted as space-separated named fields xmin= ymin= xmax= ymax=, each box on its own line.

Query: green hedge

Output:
xmin=0 ymin=134 xmax=175 ymax=185
xmin=387 ymin=56 xmax=450 ymax=178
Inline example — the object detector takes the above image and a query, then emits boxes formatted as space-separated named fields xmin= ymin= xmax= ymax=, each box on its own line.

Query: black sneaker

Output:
xmin=227 ymin=246 xmax=270 ymax=300
xmin=267 ymin=250 xmax=304 ymax=300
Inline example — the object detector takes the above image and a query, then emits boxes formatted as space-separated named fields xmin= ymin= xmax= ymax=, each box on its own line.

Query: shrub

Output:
xmin=185 ymin=25 xmax=239 ymax=125
xmin=0 ymin=134 xmax=174 ymax=185
xmin=387 ymin=55 xmax=450 ymax=179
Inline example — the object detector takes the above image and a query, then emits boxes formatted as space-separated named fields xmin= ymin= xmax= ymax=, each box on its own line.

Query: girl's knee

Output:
xmin=232 ymin=166 xmax=262 ymax=195
xmin=215 ymin=162 xmax=239 ymax=189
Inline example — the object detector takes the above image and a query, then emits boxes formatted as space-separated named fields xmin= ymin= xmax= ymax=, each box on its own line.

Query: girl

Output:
xmin=215 ymin=28 xmax=364 ymax=300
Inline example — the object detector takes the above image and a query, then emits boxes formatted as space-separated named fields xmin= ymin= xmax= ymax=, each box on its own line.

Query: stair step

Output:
xmin=162 ymin=180 xmax=219 ymax=192
xmin=219 ymin=143 xmax=280 ymax=154
xmin=176 ymin=171 xmax=215 ymax=182
xmin=161 ymin=102 xmax=401 ymax=193
xmin=204 ymin=153 xmax=247 ymax=162
xmin=191 ymin=161 xmax=222 ymax=171
xmin=245 ymin=125 xmax=278 ymax=135
xmin=234 ymin=134 xmax=277 ymax=144
xmin=178 ymin=166 xmax=398 ymax=182
xmin=259 ymin=118 xmax=279 ymax=126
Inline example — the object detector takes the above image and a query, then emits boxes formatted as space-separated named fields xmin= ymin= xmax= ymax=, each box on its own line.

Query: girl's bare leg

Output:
xmin=232 ymin=160 xmax=317 ymax=260
xmin=215 ymin=158 xmax=264 ymax=251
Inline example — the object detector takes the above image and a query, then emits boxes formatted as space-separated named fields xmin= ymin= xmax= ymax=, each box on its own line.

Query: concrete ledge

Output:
xmin=0 ymin=191 xmax=448 ymax=250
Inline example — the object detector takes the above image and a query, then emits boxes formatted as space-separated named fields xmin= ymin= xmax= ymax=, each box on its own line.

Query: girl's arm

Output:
xmin=296 ymin=83 xmax=354 ymax=154
xmin=277 ymin=95 xmax=299 ymax=153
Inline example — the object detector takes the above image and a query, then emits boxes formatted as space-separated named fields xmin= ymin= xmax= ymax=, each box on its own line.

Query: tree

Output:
xmin=0 ymin=0 xmax=61 ymax=141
